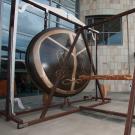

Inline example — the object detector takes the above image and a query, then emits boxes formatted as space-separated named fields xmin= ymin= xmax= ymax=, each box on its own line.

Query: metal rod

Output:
xmin=6 ymin=0 xmax=19 ymax=119
xmin=95 ymin=34 xmax=98 ymax=100
xmin=80 ymin=107 xmax=135 ymax=119
xmin=91 ymin=97 xmax=111 ymax=101
xmin=44 ymin=10 xmax=48 ymax=30
xmin=27 ymin=108 xmax=80 ymax=128
xmin=84 ymin=8 xmax=135 ymax=29
xmin=126 ymin=15 xmax=130 ymax=74
xmin=81 ymin=31 xmax=105 ymax=102
xmin=124 ymin=68 xmax=135 ymax=135
xmin=22 ymin=0 xmax=83 ymax=28
xmin=10 ymin=115 xmax=23 ymax=124
xmin=80 ymin=100 xmax=110 ymax=110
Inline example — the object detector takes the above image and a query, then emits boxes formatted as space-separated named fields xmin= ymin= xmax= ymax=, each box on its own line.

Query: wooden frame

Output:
xmin=79 ymin=74 xmax=133 ymax=80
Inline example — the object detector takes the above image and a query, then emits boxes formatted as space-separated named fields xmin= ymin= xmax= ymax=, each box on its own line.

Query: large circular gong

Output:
xmin=26 ymin=28 xmax=91 ymax=97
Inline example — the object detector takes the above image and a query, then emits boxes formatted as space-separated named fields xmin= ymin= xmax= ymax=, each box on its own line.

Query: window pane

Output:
xmin=94 ymin=18 xmax=104 ymax=31
xmin=87 ymin=33 xmax=92 ymax=41
xmin=97 ymin=33 xmax=104 ymax=45
xmin=103 ymin=33 xmax=109 ymax=45
xmin=60 ymin=0 xmax=76 ymax=13
xmin=49 ymin=21 xmax=56 ymax=28
xmin=104 ymin=22 xmax=110 ymax=32
xmin=17 ymin=11 xmax=44 ymax=35
xmin=87 ymin=18 xmax=92 ymax=25
xmin=2 ymin=2 xmax=10 ymax=29
xmin=35 ymin=0 xmax=49 ymax=4
xmin=16 ymin=34 xmax=33 ymax=51
xmin=1 ymin=50 xmax=8 ymax=58
xmin=59 ymin=19 xmax=74 ymax=29
xmin=108 ymin=32 xmax=122 ymax=45
xmin=2 ymin=30 xmax=9 ymax=45
xmin=1 ymin=29 xmax=9 ymax=58
xmin=1 ymin=30 xmax=32 ymax=59
xmin=105 ymin=18 xmax=121 ymax=32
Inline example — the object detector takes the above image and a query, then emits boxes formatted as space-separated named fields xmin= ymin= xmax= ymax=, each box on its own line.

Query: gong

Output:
xmin=25 ymin=28 xmax=91 ymax=97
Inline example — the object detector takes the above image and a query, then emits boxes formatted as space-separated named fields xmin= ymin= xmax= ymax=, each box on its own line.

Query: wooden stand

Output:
xmin=79 ymin=74 xmax=133 ymax=80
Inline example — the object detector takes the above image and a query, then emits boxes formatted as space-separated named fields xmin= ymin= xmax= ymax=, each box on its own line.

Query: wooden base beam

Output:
xmin=79 ymin=74 xmax=133 ymax=80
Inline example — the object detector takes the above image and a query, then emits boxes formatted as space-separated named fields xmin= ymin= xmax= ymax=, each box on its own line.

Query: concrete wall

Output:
xmin=80 ymin=0 xmax=135 ymax=92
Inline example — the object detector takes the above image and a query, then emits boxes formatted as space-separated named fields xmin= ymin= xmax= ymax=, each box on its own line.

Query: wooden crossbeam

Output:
xmin=79 ymin=74 xmax=133 ymax=80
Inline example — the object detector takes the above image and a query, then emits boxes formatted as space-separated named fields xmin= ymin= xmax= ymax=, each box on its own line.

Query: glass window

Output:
xmin=2 ymin=2 xmax=10 ymax=30
xmin=86 ymin=16 xmax=123 ymax=45
xmin=0 ymin=0 xmax=79 ymax=97
xmin=35 ymin=0 xmax=49 ymax=4
xmin=1 ymin=29 xmax=9 ymax=46
xmin=60 ymin=0 xmax=76 ymax=13
xmin=59 ymin=19 xmax=74 ymax=30
xmin=108 ymin=32 xmax=122 ymax=45
xmin=3 ymin=0 xmax=49 ymax=5
xmin=18 ymin=10 xmax=44 ymax=36
xmin=49 ymin=0 xmax=76 ymax=29
xmin=49 ymin=2 xmax=57 ymax=28
xmin=16 ymin=34 xmax=32 ymax=50
xmin=1 ymin=30 xmax=32 ymax=59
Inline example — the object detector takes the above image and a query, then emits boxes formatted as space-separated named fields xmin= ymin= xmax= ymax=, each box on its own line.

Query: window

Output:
xmin=51 ymin=0 xmax=76 ymax=30
xmin=1 ymin=0 xmax=78 ymax=60
xmin=86 ymin=16 xmax=123 ymax=45
xmin=0 ymin=0 xmax=80 ymax=97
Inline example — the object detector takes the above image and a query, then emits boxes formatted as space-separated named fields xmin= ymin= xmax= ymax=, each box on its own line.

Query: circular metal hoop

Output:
xmin=26 ymin=28 xmax=91 ymax=97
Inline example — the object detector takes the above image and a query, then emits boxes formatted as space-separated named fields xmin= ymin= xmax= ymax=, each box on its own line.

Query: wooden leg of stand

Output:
xmin=124 ymin=69 xmax=135 ymax=135
xmin=42 ymin=93 xmax=49 ymax=105
xmin=40 ymin=88 xmax=55 ymax=119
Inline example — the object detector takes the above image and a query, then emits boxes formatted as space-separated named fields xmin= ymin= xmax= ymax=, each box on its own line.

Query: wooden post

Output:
xmin=124 ymin=68 xmax=135 ymax=135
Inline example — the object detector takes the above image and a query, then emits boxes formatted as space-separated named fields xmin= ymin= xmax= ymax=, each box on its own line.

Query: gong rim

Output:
xmin=25 ymin=28 xmax=90 ymax=97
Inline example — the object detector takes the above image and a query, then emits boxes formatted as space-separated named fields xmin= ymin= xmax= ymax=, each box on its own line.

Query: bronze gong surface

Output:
xmin=26 ymin=28 xmax=91 ymax=97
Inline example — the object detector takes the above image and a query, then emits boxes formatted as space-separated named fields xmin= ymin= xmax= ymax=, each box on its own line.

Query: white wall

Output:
xmin=80 ymin=0 xmax=135 ymax=92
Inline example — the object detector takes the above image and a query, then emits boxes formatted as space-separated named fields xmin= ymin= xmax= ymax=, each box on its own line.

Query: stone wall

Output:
xmin=80 ymin=0 xmax=135 ymax=92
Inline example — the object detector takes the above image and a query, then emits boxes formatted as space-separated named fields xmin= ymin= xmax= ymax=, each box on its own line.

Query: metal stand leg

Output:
xmin=95 ymin=34 xmax=98 ymax=100
xmin=81 ymin=31 xmax=104 ymax=102
xmin=124 ymin=68 xmax=135 ymax=135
